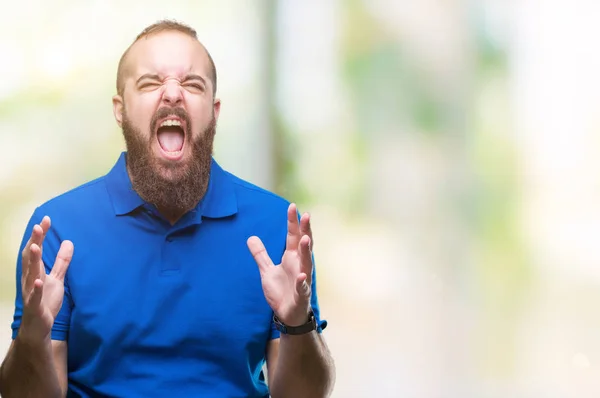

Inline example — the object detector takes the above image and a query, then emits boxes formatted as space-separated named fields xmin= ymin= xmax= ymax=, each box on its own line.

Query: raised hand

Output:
xmin=19 ymin=216 xmax=74 ymax=343
xmin=247 ymin=203 xmax=314 ymax=327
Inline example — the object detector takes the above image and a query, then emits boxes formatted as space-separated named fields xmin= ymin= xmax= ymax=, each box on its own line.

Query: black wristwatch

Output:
xmin=273 ymin=310 xmax=317 ymax=335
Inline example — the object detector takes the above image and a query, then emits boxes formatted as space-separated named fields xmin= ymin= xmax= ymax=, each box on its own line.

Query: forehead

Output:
xmin=126 ymin=31 xmax=210 ymax=78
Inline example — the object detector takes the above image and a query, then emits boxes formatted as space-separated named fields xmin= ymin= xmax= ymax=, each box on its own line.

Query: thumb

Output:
xmin=295 ymin=273 xmax=311 ymax=299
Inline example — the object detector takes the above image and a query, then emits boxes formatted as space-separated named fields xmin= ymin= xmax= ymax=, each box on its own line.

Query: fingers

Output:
xmin=29 ymin=216 xmax=51 ymax=252
xmin=21 ymin=216 xmax=51 ymax=278
xmin=27 ymin=279 xmax=44 ymax=315
xmin=31 ymin=224 xmax=44 ymax=247
xmin=298 ymin=235 xmax=314 ymax=284
xmin=49 ymin=240 xmax=74 ymax=282
xmin=299 ymin=212 xmax=313 ymax=250
xmin=23 ymin=243 xmax=43 ymax=295
xmin=285 ymin=203 xmax=301 ymax=251
xmin=22 ymin=224 xmax=42 ymax=262
xmin=247 ymin=236 xmax=274 ymax=274
xmin=40 ymin=216 xmax=51 ymax=240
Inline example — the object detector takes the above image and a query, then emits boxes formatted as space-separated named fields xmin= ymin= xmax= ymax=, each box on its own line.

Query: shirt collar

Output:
xmin=104 ymin=152 xmax=238 ymax=219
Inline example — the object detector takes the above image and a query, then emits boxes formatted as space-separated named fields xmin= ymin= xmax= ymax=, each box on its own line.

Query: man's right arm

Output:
xmin=0 ymin=338 xmax=67 ymax=398
xmin=0 ymin=215 xmax=73 ymax=398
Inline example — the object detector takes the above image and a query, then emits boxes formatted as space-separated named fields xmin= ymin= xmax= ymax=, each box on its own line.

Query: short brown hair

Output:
xmin=116 ymin=19 xmax=217 ymax=96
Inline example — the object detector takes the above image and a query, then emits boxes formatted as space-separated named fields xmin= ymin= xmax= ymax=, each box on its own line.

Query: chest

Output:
xmin=64 ymin=219 xmax=276 ymax=372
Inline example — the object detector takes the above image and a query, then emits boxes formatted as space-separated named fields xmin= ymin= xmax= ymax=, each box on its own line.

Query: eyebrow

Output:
xmin=182 ymin=74 xmax=207 ymax=86
xmin=135 ymin=73 xmax=207 ymax=86
xmin=136 ymin=74 xmax=161 ymax=84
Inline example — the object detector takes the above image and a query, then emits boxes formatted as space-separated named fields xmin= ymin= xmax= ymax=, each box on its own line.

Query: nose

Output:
xmin=161 ymin=79 xmax=183 ymax=106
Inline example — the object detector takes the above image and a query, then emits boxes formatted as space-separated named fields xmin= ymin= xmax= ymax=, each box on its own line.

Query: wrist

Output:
xmin=276 ymin=307 xmax=311 ymax=327
xmin=274 ymin=308 xmax=317 ymax=335
xmin=16 ymin=326 xmax=51 ymax=348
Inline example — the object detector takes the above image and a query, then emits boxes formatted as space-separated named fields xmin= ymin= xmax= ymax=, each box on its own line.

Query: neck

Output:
xmin=157 ymin=207 xmax=186 ymax=226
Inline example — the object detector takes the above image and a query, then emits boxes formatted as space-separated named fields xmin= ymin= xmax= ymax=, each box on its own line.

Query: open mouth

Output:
xmin=156 ymin=118 xmax=186 ymax=160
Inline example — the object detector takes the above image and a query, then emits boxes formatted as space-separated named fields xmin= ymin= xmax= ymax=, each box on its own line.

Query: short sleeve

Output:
xmin=11 ymin=208 xmax=73 ymax=341
xmin=269 ymin=252 xmax=328 ymax=340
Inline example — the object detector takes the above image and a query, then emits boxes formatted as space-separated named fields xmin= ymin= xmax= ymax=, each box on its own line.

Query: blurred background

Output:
xmin=1 ymin=0 xmax=600 ymax=396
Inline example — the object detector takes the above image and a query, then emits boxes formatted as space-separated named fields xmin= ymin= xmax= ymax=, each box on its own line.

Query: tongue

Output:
xmin=157 ymin=128 xmax=184 ymax=152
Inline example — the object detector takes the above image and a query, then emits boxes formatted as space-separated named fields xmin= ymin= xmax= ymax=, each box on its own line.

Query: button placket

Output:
xmin=161 ymin=234 xmax=180 ymax=273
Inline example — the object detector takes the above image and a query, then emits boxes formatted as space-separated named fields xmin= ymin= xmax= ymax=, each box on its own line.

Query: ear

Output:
xmin=213 ymin=97 xmax=221 ymax=123
xmin=112 ymin=95 xmax=124 ymax=128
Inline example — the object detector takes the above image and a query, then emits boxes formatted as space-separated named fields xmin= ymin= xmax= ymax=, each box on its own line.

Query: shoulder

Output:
xmin=34 ymin=176 xmax=110 ymax=221
xmin=213 ymin=166 xmax=292 ymax=245
xmin=221 ymin=168 xmax=291 ymax=213
xmin=38 ymin=176 xmax=107 ymax=211
xmin=17 ymin=175 xmax=109 ymax=252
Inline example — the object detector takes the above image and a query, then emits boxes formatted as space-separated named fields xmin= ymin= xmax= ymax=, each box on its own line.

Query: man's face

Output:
xmin=112 ymin=31 xmax=221 ymax=217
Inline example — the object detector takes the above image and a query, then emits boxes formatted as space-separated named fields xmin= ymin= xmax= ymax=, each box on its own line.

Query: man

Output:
xmin=0 ymin=20 xmax=335 ymax=398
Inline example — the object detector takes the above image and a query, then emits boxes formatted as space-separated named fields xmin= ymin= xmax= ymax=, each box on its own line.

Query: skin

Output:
xmin=113 ymin=30 xmax=221 ymax=216
xmin=249 ymin=204 xmax=336 ymax=397
xmin=0 ymin=217 xmax=72 ymax=398
xmin=114 ymin=31 xmax=220 ymax=163
xmin=0 ymin=30 xmax=335 ymax=398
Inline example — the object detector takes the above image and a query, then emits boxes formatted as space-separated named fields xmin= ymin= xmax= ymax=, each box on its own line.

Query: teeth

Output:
xmin=160 ymin=119 xmax=182 ymax=127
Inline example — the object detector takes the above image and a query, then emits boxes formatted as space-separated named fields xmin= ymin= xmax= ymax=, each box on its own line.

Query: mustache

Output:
xmin=150 ymin=107 xmax=191 ymax=135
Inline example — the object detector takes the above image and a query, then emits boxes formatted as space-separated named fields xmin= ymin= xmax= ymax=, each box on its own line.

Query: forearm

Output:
xmin=0 ymin=335 xmax=62 ymax=398
xmin=270 ymin=332 xmax=335 ymax=398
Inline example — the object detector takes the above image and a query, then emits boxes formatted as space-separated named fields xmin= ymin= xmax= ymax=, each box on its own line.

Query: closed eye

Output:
xmin=139 ymin=82 xmax=160 ymax=90
xmin=184 ymin=83 xmax=205 ymax=92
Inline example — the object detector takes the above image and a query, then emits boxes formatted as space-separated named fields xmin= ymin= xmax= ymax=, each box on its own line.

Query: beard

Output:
xmin=121 ymin=106 xmax=216 ymax=220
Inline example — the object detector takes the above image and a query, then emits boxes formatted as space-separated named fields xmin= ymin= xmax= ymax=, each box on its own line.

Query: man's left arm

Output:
xmin=247 ymin=203 xmax=336 ymax=398
xmin=266 ymin=332 xmax=335 ymax=398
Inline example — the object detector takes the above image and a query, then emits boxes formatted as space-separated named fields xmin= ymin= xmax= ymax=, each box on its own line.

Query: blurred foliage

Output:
xmin=343 ymin=0 xmax=445 ymax=138
xmin=0 ymin=88 xmax=65 ymax=118
xmin=468 ymin=21 xmax=532 ymax=376
xmin=266 ymin=0 xmax=311 ymax=207
xmin=271 ymin=113 xmax=312 ymax=205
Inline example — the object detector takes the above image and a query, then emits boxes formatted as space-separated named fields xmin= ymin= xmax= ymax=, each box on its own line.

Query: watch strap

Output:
xmin=273 ymin=310 xmax=317 ymax=335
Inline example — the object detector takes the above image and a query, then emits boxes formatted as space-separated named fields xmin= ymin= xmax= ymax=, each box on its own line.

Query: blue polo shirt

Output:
xmin=11 ymin=152 xmax=326 ymax=398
